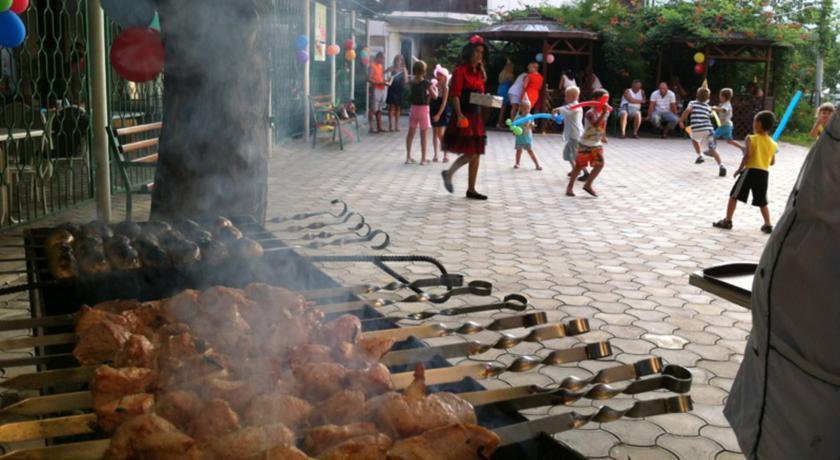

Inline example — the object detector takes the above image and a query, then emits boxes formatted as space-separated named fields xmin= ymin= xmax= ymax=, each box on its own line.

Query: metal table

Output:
xmin=689 ymin=262 xmax=756 ymax=309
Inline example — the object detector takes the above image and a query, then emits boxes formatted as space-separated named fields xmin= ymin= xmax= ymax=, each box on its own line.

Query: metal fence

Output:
xmin=0 ymin=1 xmax=361 ymax=228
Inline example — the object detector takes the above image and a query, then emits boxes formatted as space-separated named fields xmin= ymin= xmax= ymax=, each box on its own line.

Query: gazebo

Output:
xmin=660 ymin=35 xmax=785 ymax=138
xmin=473 ymin=13 xmax=599 ymax=113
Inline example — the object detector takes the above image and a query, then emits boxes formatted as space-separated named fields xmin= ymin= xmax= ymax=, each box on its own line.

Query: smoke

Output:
xmin=151 ymin=0 xmax=273 ymax=221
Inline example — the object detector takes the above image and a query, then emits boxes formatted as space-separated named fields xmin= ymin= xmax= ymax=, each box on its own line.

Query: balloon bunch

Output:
xmin=0 ymin=0 xmax=30 ymax=48
xmin=359 ymin=47 xmax=370 ymax=66
xmin=344 ymin=38 xmax=355 ymax=61
xmin=102 ymin=0 xmax=164 ymax=82
xmin=505 ymin=113 xmax=565 ymax=136
xmin=296 ymin=35 xmax=309 ymax=64
xmin=693 ymin=52 xmax=706 ymax=74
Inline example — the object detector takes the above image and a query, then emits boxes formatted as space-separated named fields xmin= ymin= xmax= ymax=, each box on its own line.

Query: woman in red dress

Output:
xmin=441 ymin=37 xmax=488 ymax=200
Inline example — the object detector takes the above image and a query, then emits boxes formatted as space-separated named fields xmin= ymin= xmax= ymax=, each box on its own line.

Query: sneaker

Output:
xmin=441 ymin=171 xmax=453 ymax=193
xmin=719 ymin=166 xmax=727 ymax=177
xmin=713 ymin=219 xmax=733 ymax=230
xmin=466 ymin=190 xmax=488 ymax=200
xmin=695 ymin=156 xmax=705 ymax=164
xmin=761 ymin=224 xmax=773 ymax=234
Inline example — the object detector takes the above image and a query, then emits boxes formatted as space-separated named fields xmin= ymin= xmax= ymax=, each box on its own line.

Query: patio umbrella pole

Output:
xmin=88 ymin=0 xmax=111 ymax=223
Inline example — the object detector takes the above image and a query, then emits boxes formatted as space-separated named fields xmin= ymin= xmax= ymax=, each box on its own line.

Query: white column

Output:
xmin=329 ymin=0 xmax=337 ymax=104
xmin=88 ymin=0 xmax=111 ymax=222
xmin=303 ymin=0 xmax=311 ymax=140
xmin=350 ymin=10 xmax=356 ymax=103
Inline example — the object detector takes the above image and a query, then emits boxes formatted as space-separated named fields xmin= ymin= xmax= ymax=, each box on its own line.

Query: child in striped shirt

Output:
xmin=679 ymin=87 xmax=726 ymax=177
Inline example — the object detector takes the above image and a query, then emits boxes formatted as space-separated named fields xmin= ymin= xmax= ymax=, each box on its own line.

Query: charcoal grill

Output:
xmin=0 ymin=215 xmax=692 ymax=459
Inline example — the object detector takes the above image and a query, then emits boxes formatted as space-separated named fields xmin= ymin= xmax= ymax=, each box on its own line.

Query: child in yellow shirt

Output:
xmin=713 ymin=111 xmax=777 ymax=234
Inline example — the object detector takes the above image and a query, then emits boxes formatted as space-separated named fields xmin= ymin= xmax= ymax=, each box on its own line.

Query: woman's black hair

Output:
xmin=459 ymin=42 xmax=487 ymax=65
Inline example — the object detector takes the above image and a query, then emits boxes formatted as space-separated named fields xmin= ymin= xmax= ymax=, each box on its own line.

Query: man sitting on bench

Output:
xmin=647 ymin=82 xmax=679 ymax=138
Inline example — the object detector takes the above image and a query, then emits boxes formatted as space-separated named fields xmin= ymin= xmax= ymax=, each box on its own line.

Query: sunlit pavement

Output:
xmin=0 ymin=127 xmax=811 ymax=459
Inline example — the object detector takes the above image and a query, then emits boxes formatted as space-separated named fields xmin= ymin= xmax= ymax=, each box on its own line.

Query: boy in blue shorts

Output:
xmin=713 ymin=88 xmax=742 ymax=149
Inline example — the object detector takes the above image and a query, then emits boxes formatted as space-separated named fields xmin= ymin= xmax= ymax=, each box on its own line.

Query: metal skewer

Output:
xmin=267 ymin=199 xmax=349 ymax=223
xmin=494 ymin=394 xmax=693 ymax=446
xmin=365 ymin=293 xmax=528 ymax=324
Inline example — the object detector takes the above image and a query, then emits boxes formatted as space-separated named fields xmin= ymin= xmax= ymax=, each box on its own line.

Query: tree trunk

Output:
xmin=151 ymin=0 xmax=270 ymax=222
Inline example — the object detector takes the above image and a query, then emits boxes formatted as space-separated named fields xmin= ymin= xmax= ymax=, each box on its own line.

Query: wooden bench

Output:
xmin=107 ymin=121 xmax=161 ymax=221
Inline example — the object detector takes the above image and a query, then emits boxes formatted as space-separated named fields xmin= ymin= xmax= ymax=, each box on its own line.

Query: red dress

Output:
xmin=442 ymin=64 xmax=486 ymax=155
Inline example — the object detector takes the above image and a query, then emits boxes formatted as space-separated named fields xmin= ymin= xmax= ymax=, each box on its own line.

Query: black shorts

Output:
xmin=730 ymin=168 xmax=769 ymax=207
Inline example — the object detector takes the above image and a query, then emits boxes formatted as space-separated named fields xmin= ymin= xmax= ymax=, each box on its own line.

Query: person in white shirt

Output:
xmin=552 ymin=86 xmax=588 ymax=180
xmin=647 ymin=82 xmax=679 ymax=138
xmin=507 ymin=72 xmax=527 ymax=121
xmin=619 ymin=79 xmax=645 ymax=138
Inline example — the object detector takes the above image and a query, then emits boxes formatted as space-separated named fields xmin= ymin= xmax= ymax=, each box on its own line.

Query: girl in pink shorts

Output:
xmin=405 ymin=60 xmax=438 ymax=165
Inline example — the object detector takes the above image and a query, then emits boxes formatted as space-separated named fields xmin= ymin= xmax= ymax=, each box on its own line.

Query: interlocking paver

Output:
xmin=0 ymin=129 xmax=810 ymax=458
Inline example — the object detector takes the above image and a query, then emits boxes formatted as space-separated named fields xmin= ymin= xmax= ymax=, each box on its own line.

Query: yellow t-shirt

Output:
xmin=745 ymin=134 xmax=777 ymax=171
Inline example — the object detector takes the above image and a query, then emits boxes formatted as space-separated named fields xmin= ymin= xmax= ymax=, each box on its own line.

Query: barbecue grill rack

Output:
xmin=0 ymin=215 xmax=694 ymax=459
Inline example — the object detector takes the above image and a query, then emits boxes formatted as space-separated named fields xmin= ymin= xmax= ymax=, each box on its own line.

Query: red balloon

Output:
xmin=10 ymin=0 xmax=28 ymax=14
xmin=344 ymin=38 xmax=355 ymax=50
xmin=458 ymin=117 xmax=469 ymax=128
xmin=694 ymin=63 xmax=706 ymax=74
xmin=110 ymin=27 xmax=164 ymax=83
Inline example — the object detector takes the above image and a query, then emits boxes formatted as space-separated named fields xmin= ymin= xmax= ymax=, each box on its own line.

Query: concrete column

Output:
xmin=88 ymin=0 xmax=111 ymax=222
xmin=303 ymin=0 xmax=310 ymax=140
xmin=330 ymin=0 xmax=337 ymax=104
xmin=350 ymin=10 xmax=356 ymax=102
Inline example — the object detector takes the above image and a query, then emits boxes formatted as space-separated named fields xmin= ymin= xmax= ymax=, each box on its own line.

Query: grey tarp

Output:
xmin=724 ymin=112 xmax=840 ymax=459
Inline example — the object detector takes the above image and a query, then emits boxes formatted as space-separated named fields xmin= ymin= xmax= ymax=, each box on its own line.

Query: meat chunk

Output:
xmin=259 ymin=314 xmax=313 ymax=357
xmin=73 ymin=306 xmax=132 ymax=364
xmin=337 ymin=336 xmax=397 ymax=367
xmin=316 ymin=433 xmax=393 ymax=460
xmin=104 ymin=414 xmax=198 ymax=460
xmin=293 ymin=362 xmax=348 ymax=401
xmin=312 ymin=390 xmax=367 ymax=426
xmin=387 ymin=424 xmax=500 ymax=460
xmin=348 ymin=363 xmax=393 ymax=396
xmin=262 ymin=444 xmax=310 ymax=460
xmin=204 ymin=423 xmax=295 ymax=460
xmin=91 ymin=299 xmax=144 ymax=315
xmin=289 ymin=344 xmax=336 ymax=367
xmin=318 ymin=315 xmax=362 ymax=349
xmin=244 ymin=283 xmax=308 ymax=316
xmin=114 ymin=334 xmax=156 ymax=369
xmin=301 ymin=423 xmax=380 ymax=456
xmin=96 ymin=393 xmax=155 ymax=433
xmin=365 ymin=366 xmax=476 ymax=439
xmin=243 ymin=393 xmax=312 ymax=428
xmin=155 ymin=390 xmax=203 ymax=429
xmin=162 ymin=289 xmax=201 ymax=324
xmin=189 ymin=399 xmax=240 ymax=441
xmin=121 ymin=301 xmax=170 ymax=337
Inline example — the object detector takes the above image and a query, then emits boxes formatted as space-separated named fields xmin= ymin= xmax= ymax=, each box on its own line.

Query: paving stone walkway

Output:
xmin=0 ymin=126 xmax=811 ymax=459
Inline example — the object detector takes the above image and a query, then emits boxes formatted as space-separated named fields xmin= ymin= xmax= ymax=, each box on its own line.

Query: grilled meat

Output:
xmin=318 ymin=315 xmax=362 ymax=349
xmin=198 ymin=239 xmax=229 ymax=265
xmin=134 ymin=236 xmax=171 ymax=269
xmin=243 ymin=393 xmax=312 ymax=429
xmin=104 ymin=414 xmax=198 ymax=460
xmin=262 ymin=444 xmax=310 ymax=460
xmin=73 ymin=307 xmax=132 ymax=365
xmin=364 ymin=366 xmax=476 ymax=439
xmin=168 ymin=238 xmax=201 ymax=266
xmin=114 ymin=334 xmax=156 ymax=368
xmin=302 ymin=422 xmax=381 ymax=456
xmin=93 ymin=299 xmax=145 ymax=315
xmin=231 ymin=237 xmax=264 ymax=258
xmin=214 ymin=216 xmax=234 ymax=229
xmin=97 ymin=392 xmax=155 ymax=433
xmin=55 ymin=222 xmax=82 ymax=236
xmin=46 ymin=242 xmax=78 ymax=279
xmin=215 ymin=224 xmax=243 ymax=242
xmin=91 ymin=366 xmax=158 ymax=405
xmin=189 ymin=398 xmax=241 ymax=441
xmin=75 ymin=236 xmax=112 ymax=274
xmin=336 ymin=336 xmax=397 ymax=368
xmin=81 ymin=220 xmax=114 ymax=240
xmin=387 ymin=424 xmax=500 ymax=460
xmin=138 ymin=220 xmax=173 ymax=237
xmin=112 ymin=221 xmax=142 ymax=240
xmin=105 ymin=236 xmax=142 ymax=270
xmin=44 ymin=229 xmax=74 ymax=248
xmin=293 ymin=362 xmax=349 ymax=402
xmin=316 ymin=433 xmax=393 ymax=460
xmin=155 ymin=390 xmax=203 ymax=429
xmin=204 ymin=423 xmax=295 ymax=460
xmin=312 ymin=390 xmax=367 ymax=426
xmin=348 ymin=363 xmax=393 ymax=396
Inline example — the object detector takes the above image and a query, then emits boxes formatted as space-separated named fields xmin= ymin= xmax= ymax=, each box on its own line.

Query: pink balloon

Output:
xmin=10 ymin=0 xmax=28 ymax=14
xmin=545 ymin=54 xmax=555 ymax=64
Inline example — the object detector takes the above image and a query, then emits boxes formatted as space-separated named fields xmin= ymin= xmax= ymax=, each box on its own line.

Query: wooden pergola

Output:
xmin=659 ymin=35 xmax=785 ymax=138
xmin=473 ymin=14 xmax=599 ymax=112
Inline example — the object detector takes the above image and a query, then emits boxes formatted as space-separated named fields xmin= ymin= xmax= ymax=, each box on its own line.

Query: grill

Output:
xmin=0 ymin=209 xmax=693 ymax=459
